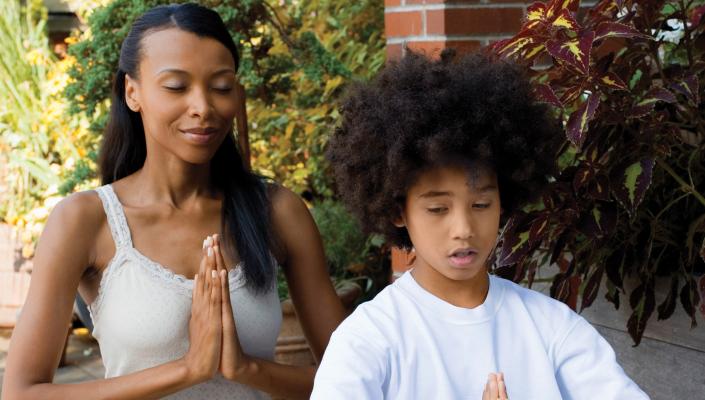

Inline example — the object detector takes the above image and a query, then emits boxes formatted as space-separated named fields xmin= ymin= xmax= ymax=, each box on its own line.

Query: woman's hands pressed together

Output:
xmin=211 ymin=234 xmax=252 ymax=381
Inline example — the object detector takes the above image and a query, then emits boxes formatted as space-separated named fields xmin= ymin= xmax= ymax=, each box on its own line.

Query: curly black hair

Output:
xmin=326 ymin=50 xmax=562 ymax=250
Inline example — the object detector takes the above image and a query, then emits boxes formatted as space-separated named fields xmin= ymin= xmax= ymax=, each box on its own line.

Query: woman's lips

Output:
xmin=180 ymin=129 xmax=217 ymax=145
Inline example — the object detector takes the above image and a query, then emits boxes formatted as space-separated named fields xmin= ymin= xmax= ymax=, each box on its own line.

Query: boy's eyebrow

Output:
xmin=418 ymin=185 xmax=497 ymax=198
xmin=418 ymin=191 xmax=452 ymax=198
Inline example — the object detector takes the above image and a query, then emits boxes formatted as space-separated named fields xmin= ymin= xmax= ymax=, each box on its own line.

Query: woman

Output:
xmin=2 ymin=3 xmax=345 ymax=399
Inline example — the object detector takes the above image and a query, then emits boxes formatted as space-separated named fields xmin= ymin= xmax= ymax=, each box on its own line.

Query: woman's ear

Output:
xmin=124 ymin=74 xmax=141 ymax=112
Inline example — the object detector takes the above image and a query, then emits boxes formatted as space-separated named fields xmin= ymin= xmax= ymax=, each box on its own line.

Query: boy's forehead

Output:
xmin=409 ymin=164 xmax=497 ymax=195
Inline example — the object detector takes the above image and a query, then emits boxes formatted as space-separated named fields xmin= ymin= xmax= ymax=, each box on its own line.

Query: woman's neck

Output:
xmin=126 ymin=153 xmax=215 ymax=208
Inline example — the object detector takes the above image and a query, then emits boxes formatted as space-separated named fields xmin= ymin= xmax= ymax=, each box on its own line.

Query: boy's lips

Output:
xmin=449 ymin=248 xmax=478 ymax=267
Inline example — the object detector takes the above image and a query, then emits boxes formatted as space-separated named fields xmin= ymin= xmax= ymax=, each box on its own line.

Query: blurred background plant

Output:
xmin=0 ymin=0 xmax=97 ymax=260
xmin=1 ymin=0 xmax=388 ymax=298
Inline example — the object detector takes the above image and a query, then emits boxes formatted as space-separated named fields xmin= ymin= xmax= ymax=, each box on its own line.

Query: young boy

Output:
xmin=311 ymin=51 xmax=648 ymax=399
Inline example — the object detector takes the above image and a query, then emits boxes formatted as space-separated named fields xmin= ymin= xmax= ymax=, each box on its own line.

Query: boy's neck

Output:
xmin=410 ymin=265 xmax=490 ymax=309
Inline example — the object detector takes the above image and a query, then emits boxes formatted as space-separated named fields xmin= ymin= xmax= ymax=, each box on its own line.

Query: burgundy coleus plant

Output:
xmin=490 ymin=0 xmax=705 ymax=345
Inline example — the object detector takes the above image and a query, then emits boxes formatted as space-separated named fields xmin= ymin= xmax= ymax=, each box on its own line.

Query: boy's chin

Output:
xmin=438 ymin=264 xmax=487 ymax=282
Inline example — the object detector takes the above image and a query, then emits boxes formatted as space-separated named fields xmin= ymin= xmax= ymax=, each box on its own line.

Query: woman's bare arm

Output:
xmin=1 ymin=192 xmax=222 ymax=400
xmin=221 ymin=186 xmax=346 ymax=399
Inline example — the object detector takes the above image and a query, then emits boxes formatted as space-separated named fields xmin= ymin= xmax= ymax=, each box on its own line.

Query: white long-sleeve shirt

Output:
xmin=312 ymin=272 xmax=648 ymax=400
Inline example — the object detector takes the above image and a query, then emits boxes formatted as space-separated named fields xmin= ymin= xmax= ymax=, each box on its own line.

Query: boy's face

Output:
xmin=398 ymin=165 xmax=501 ymax=283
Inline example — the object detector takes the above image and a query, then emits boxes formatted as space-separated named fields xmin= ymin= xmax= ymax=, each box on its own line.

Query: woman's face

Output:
xmin=124 ymin=27 xmax=240 ymax=165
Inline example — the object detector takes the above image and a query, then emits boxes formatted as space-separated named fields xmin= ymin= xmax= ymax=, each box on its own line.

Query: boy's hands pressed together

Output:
xmin=482 ymin=372 xmax=508 ymax=400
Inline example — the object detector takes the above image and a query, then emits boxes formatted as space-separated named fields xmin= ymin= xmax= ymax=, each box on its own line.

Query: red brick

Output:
xmin=445 ymin=39 xmax=484 ymax=54
xmin=384 ymin=0 xmax=402 ymax=6
xmin=406 ymin=40 xmax=447 ymax=59
xmin=385 ymin=11 xmax=424 ymax=38
xmin=386 ymin=43 xmax=404 ymax=61
xmin=406 ymin=0 xmax=446 ymax=4
xmin=391 ymin=248 xmax=415 ymax=274
xmin=428 ymin=7 xmax=524 ymax=35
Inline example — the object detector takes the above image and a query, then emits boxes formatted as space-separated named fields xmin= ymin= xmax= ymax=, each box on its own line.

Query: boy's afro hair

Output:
xmin=326 ymin=50 xmax=562 ymax=249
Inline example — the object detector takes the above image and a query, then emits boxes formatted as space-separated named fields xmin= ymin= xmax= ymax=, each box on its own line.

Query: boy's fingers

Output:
xmin=488 ymin=373 xmax=499 ymax=399
xmin=498 ymin=372 xmax=508 ymax=399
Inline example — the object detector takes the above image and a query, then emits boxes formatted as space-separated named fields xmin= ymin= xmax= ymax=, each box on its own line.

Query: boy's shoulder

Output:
xmin=493 ymin=275 xmax=581 ymax=330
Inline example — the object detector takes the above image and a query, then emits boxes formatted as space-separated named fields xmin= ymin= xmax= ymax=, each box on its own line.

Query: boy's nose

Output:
xmin=451 ymin=211 xmax=475 ymax=240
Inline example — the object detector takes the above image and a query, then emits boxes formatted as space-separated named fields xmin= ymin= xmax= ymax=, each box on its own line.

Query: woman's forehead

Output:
xmin=138 ymin=28 xmax=236 ymax=75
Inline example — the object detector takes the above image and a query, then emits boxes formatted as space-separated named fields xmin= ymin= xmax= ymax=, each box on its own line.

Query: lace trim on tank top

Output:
xmin=90 ymin=185 xmax=246 ymax=322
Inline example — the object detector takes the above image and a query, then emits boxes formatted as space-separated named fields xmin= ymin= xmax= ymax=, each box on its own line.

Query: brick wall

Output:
xmin=385 ymin=0 xmax=532 ymax=60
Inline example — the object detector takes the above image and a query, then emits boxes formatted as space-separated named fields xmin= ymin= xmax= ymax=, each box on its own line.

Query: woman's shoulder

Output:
xmin=46 ymin=189 xmax=107 ymax=240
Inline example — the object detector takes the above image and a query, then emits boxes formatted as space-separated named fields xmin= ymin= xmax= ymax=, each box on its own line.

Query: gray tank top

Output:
xmin=90 ymin=184 xmax=282 ymax=399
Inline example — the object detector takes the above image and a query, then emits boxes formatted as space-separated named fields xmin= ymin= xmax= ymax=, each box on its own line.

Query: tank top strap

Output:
xmin=95 ymin=184 xmax=134 ymax=249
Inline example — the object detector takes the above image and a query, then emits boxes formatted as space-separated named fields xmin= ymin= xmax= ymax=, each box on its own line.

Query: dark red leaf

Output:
xmin=689 ymin=5 xmax=705 ymax=26
xmin=669 ymin=75 xmax=700 ymax=105
xmin=579 ymin=202 xmax=618 ymax=238
xmin=550 ymin=9 xmax=580 ymax=32
xmin=588 ymin=175 xmax=611 ymax=201
xmin=611 ymin=158 xmax=654 ymax=217
xmin=680 ymin=278 xmax=701 ymax=328
xmin=628 ymin=87 xmax=677 ymax=117
xmin=605 ymin=251 xmax=624 ymax=289
xmin=605 ymin=283 xmax=621 ymax=309
xmin=525 ymin=2 xmax=548 ymax=28
xmin=551 ymin=273 xmax=572 ymax=305
xmin=597 ymin=72 xmax=627 ymax=90
xmin=546 ymin=0 xmax=580 ymax=18
xmin=594 ymin=22 xmax=652 ymax=41
xmin=657 ymin=275 xmax=679 ymax=320
xmin=573 ymin=166 xmax=595 ymax=192
xmin=529 ymin=213 xmax=550 ymax=245
xmin=580 ymin=266 xmax=604 ymax=312
xmin=700 ymin=237 xmax=705 ymax=263
xmin=534 ymin=84 xmax=563 ymax=108
xmin=498 ymin=213 xmax=533 ymax=266
xmin=546 ymin=30 xmax=595 ymax=74
xmin=627 ymin=281 xmax=655 ymax=346
xmin=560 ymin=85 xmax=584 ymax=105
xmin=699 ymin=275 xmax=705 ymax=317
xmin=527 ymin=260 xmax=539 ymax=288
xmin=566 ymin=91 xmax=600 ymax=148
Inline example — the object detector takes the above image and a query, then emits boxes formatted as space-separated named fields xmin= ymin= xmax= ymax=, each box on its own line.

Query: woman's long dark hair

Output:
xmin=100 ymin=3 xmax=274 ymax=293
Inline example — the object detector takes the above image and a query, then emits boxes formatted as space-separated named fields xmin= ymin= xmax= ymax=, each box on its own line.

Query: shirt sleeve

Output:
xmin=310 ymin=324 xmax=389 ymax=400
xmin=553 ymin=316 xmax=650 ymax=400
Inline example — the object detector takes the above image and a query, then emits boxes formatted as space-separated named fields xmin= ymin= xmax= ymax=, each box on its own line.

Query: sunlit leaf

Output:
xmin=628 ymin=87 xmax=677 ymax=117
xmin=594 ymin=22 xmax=652 ymax=41
xmin=534 ymin=83 xmax=563 ymax=108
xmin=597 ymin=72 xmax=627 ymax=90
xmin=612 ymin=158 xmax=654 ymax=217
xmin=551 ymin=9 xmax=580 ymax=31
xmin=546 ymin=30 xmax=594 ymax=74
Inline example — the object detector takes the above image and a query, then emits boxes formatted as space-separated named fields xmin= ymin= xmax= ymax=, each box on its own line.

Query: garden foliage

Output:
xmin=492 ymin=0 xmax=705 ymax=344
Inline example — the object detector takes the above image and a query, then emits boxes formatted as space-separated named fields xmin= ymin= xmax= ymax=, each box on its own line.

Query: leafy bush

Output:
xmin=492 ymin=0 xmax=705 ymax=344
xmin=0 ymin=0 xmax=96 ymax=257
xmin=63 ymin=0 xmax=384 ymax=198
